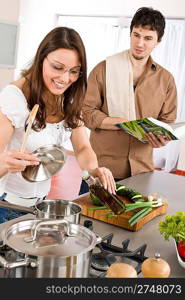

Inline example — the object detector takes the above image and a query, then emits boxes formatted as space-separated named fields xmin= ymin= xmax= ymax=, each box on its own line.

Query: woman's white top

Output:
xmin=0 ymin=85 xmax=72 ymax=206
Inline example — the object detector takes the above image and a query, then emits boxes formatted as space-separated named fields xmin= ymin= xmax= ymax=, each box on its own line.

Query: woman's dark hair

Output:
xmin=130 ymin=7 xmax=165 ymax=41
xmin=22 ymin=27 xmax=87 ymax=130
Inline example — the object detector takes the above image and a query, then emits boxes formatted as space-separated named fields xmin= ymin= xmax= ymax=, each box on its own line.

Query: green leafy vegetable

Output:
xmin=159 ymin=211 xmax=185 ymax=242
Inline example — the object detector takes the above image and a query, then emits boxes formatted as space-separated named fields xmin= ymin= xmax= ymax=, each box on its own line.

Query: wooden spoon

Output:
xmin=20 ymin=104 xmax=39 ymax=152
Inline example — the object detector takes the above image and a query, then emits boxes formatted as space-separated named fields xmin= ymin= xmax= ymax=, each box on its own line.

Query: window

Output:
xmin=0 ymin=20 xmax=19 ymax=68
xmin=57 ymin=15 xmax=130 ymax=74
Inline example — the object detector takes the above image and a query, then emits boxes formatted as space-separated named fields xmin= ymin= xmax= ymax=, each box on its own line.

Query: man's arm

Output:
xmin=158 ymin=74 xmax=177 ymax=123
xmin=100 ymin=117 xmax=127 ymax=130
xmin=82 ymin=61 xmax=126 ymax=131
xmin=146 ymin=73 xmax=178 ymax=148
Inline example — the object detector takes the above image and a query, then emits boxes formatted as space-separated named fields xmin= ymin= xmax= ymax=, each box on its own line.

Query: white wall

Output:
xmin=1 ymin=0 xmax=185 ymax=84
xmin=0 ymin=0 xmax=20 ymax=88
xmin=16 ymin=0 xmax=185 ymax=77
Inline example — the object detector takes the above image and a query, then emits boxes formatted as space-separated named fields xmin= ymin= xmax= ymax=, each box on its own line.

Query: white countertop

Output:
xmin=0 ymin=170 xmax=185 ymax=277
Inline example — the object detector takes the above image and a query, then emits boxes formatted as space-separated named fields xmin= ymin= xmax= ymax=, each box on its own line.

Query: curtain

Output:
xmin=152 ymin=19 xmax=185 ymax=122
xmin=58 ymin=16 xmax=130 ymax=74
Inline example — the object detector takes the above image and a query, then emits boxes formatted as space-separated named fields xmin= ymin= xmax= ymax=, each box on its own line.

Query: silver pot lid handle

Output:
xmin=24 ymin=219 xmax=74 ymax=243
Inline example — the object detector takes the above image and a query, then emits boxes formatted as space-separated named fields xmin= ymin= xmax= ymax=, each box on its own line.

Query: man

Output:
xmin=80 ymin=7 xmax=177 ymax=193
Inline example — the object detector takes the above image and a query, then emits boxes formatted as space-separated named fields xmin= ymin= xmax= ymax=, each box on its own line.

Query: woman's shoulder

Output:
xmin=11 ymin=77 xmax=26 ymax=90
xmin=0 ymin=81 xmax=24 ymax=97
xmin=0 ymin=79 xmax=29 ymax=128
xmin=0 ymin=83 xmax=27 ymax=109
xmin=1 ymin=76 xmax=26 ymax=98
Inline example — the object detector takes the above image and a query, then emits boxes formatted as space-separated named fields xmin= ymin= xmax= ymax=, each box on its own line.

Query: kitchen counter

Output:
xmin=79 ymin=170 xmax=185 ymax=278
xmin=0 ymin=170 xmax=185 ymax=277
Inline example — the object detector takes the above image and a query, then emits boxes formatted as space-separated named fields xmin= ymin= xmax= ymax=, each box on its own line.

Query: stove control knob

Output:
xmin=84 ymin=220 xmax=93 ymax=231
xmin=30 ymin=261 xmax=38 ymax=268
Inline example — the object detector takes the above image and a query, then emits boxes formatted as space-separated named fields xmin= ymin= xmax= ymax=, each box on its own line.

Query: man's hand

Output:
xmin=144 ymin=132 xmax=171 ymax=148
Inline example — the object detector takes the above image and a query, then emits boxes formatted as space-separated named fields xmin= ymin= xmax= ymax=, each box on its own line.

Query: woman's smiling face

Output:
xmin=42 ymin=48 xmax=81 ymax=95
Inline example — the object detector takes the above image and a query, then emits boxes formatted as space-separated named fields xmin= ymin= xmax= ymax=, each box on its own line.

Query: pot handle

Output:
xmin=0 ymin=200 xmax=35 ymax=214
xmin=0 ymin=254 xmax=30 ymax=269
xmin=96 ymin=234 xmax=102 ymax=244
xmin=24 ymin=219 xmax=74 ymax=243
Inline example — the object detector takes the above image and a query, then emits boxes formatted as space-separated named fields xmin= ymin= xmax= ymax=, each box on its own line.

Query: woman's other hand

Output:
xmin=89 ymin=167 xmax=116 ymax=194
xmin=0 ymin=149 xmax=40 ymax=173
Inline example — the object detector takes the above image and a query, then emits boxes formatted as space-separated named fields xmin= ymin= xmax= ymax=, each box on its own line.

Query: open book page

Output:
xmin=116 ymin=117 xmax=185 ymax=143
xmin=168 ymin=122 xmax=185 ymax=139
xmin=148 ymin=118 xmax=185 ymax=139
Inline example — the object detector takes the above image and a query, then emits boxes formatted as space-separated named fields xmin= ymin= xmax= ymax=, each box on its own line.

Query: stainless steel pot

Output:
xmin=0 ymin=199 xmax=82 ymax=223
xmin=0 ymin=219 xmax=101 ymax=278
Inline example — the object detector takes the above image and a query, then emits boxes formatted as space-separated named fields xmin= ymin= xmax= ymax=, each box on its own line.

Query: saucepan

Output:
xmin=0 ymin=219 xmax=102 ymax=278
xmin=0 ymin=199 xmax=82 ymax=224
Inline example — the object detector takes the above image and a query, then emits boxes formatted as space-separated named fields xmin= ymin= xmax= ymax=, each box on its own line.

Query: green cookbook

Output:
xmin=116 ymin=117 xmax=185 ymax=143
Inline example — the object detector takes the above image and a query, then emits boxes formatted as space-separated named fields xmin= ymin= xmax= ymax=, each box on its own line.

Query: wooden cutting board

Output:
xmin=74 ymin=193 xmax=168 ymax=231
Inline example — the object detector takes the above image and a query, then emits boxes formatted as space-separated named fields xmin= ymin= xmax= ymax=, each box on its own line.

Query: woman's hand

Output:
xmin=89 ymin=167 xmax=116 ymax=194
xmin=144 ymin=132 xmax=171 ymax=148
xmin=0 ymin=149 xmax=40 ymax=174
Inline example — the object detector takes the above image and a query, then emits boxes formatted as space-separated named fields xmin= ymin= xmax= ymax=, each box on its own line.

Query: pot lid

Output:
xmin=3 ymin=219 xmax=98 ymax=257
xmin=21 ymin=144 xmax=67 ymax=182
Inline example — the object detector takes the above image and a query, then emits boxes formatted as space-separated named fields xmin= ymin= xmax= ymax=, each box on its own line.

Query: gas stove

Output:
xmin=0 ymin=220 xmax=147 ymax=278
xmin=83 ymin=220 xmax=147 ymax=278
xmin=89 ymin=236 xmax=147 ymax=277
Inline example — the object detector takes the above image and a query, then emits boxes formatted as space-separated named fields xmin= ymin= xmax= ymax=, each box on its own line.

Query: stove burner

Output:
xmin=91 ymin=252 xmax=117 ymax=271
xmin=83 ymin=221 xmax=148 ymax=277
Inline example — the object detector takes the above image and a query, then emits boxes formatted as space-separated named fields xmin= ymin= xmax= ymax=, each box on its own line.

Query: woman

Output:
xmin=0 ymin=27 xmax=115 ymax=223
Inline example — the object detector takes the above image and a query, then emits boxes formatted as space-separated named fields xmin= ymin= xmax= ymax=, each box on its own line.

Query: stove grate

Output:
xmin=84 ymin=222 xmax=148 ymax=277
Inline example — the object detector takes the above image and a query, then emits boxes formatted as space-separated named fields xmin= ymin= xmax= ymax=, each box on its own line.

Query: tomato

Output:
xmin=177 ymin=241 xmax=185 ymax=258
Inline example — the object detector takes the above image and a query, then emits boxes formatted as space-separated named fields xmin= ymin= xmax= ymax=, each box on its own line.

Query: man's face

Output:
xmin=130 ymin=26 xmax=159 ymax=60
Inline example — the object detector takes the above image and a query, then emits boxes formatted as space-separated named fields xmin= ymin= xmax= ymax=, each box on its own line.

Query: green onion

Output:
xmin=125 ymin=202 xmax=153 ymax=212
xmin=88 ymin=206 xmax=107 ymax=211
xmin=88 ymin=195 xmax=164 ymax=226
xmin=125 ymin=198 xmax=163 ymax=213
xmin=125 ymin=197 xmax=164 ymax=226
xmin=129 ymin=207 xmax=152 ymax=226
xmin=101 ymin=211 xmax=116 ymax=218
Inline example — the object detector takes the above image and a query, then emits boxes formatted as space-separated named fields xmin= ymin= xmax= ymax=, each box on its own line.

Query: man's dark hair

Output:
xmin=130 ymin=7 xmax=165 ymax=41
